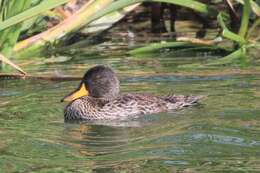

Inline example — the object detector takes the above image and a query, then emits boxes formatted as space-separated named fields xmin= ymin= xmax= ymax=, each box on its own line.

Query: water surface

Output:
xmin=0 ymin=47 xmax=260 ymax=173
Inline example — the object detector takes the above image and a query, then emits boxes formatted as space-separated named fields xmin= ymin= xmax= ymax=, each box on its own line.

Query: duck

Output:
xmin=61 ymin=65 xmax=201 ymax=121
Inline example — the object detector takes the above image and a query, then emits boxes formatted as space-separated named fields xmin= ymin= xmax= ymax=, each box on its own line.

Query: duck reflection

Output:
xmin=63 ymin=120 xmax=143 ymax=156
xmin=63 ymin=121 xmax=144 ymax=172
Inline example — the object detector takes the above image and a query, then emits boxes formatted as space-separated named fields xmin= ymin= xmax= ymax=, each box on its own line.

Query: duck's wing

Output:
xmin=160 ymin=95 xmax=201 ymax=108
xmin=101 ymin=93 xmax=169 ymax=118
xmin=92 ymin=94 xmax=201 ymax=120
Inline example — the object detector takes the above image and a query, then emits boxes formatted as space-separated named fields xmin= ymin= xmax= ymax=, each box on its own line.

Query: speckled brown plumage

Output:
xmin=64 ymin=93 xmax=200 ymax=121
xmin=62 ymin=65 xmax=201 ymax=121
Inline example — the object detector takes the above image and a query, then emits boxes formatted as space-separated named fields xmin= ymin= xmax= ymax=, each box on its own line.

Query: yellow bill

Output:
xmin=61 ymin=83 xmax=89 ymax=102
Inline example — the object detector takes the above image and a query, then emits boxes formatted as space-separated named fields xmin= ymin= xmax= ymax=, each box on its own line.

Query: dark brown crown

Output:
xmin=82 ymin=65 xmax=120 ymax=99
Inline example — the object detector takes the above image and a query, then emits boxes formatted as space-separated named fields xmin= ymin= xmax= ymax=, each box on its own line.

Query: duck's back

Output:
xmin=64 ymin=93 xmax=200 ymax=121
xmin=101 ymin=93 xmax=169 ymax=118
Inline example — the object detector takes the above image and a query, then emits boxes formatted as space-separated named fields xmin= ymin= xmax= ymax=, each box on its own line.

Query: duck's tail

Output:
xmin=161 ymin=95 xmax=202 ymax=108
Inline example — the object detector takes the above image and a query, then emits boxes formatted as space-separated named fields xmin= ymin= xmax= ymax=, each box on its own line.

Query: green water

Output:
xmin=0 ymin=50 xmax=260 ymax=173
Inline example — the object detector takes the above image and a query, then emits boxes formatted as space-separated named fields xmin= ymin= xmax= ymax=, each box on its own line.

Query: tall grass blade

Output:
xmin=222 ymin=29 xmax=246 ymax=43
xmin=206 ymin=48 xmax=244 ymax=66
xmin=234 ymin=0 xmax=260 ymax=16
xmin=129 ymin=42 xmax=196 ymax=55
xmin=87 ymin=0 xmax=217 ymax=27
xmin=11 ymin=0 xmax=217 ymax=56
xmin=247 ymin=18 xmax=260 ymax=40
xmin=82 ymin=3 xmax=140 ymax=34
xmin=0 ymin=0 xmax=217 ymax=32
xmin=217 ymin=13 xmax=246 ymax=44
xmin=14 ymin=0 xmax=113 ymax=55
xmin=0 ymin=53 xmax=26 ymax=74
xmin=238 ymin=0 xmax=250 ymax=38
xmin=0 ymin=0 xmax=70 ymax=31
xmin=180 ymin=48 xmax=243 ymax=68
xmin=0 ymin=0 xmax=31 ymax=58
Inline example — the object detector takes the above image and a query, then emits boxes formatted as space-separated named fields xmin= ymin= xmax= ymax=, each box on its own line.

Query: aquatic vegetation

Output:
xmin=0 ymin=0 xmax=31 ymax=57
xmin=0 ymin=0 xmax=71 ymax=70
xmin=0 ymin=0 xmax=259 ymax=71
xmin=0 ymin=0 xmax=215 ymax=67
xmin=131 ymin=0 xmax=259 ymax=67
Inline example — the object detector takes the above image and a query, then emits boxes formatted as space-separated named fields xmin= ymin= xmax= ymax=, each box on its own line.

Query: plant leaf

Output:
xmin=234 ymin=0 xmax=260 ymax=16
xmin=238 ymin=0 xmax=250 ymax=38
xmin=129 ymin=42 xmax=196 ymax=55
xmin=0 ymin=53 xmax=26 ymax=74
xmin=217 ymin=12 xmax=246 ymax=44
xmin=0 ymin=0 xmax=70 ymax=31
xmin=206 ymin=48 xmax=244 ymax=66
xmin=81 ymin=3 xmax=140 ymax=34
xmin=86 ymin=0 xmax=217 ymax=28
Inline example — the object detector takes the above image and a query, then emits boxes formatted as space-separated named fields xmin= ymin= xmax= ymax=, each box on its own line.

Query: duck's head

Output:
xmin=61 ymin=65 xmax=120 ymax=102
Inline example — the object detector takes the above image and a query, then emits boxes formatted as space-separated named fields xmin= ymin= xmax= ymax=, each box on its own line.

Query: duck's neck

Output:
xmin=90 ymin=92 xmax=120 ymax=101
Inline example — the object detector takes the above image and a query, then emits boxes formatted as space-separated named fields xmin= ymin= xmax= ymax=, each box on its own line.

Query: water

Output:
xmin=0 ymin=48 xmax=260 ymax=172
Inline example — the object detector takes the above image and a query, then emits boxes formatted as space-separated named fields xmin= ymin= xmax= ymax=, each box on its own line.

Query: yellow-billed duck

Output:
xmin=61 ymin=65 xmax=201 ymax=121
